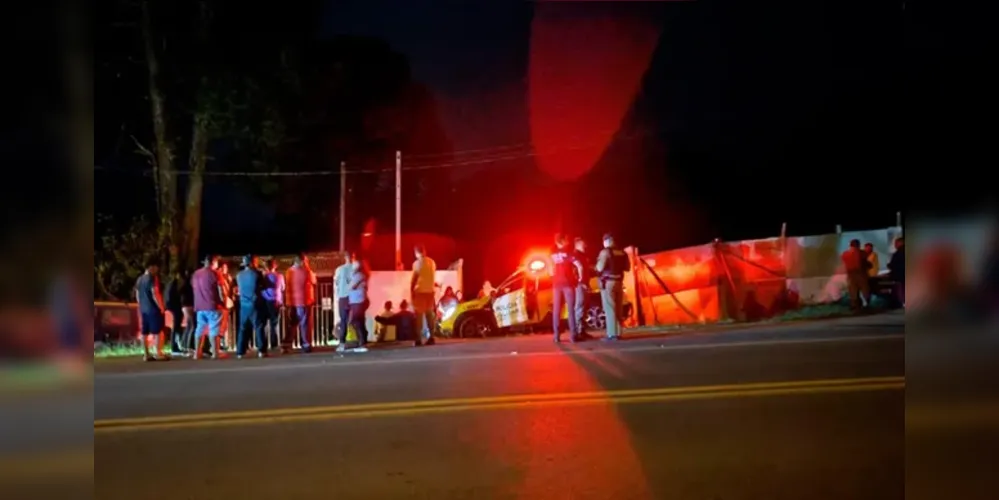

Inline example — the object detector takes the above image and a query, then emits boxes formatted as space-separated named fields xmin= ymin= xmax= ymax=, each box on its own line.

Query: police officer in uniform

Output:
xmin=572 ymin=237 xmax=592 ymax=340
xmin=550 ymin=233 xmax=583 ymax=343
xmin=595 ymin=233 xmax=631 ymax=341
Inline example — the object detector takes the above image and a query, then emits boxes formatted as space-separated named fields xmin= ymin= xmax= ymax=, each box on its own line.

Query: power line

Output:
xmin=95 ymin=128 xmax=655 ymax=177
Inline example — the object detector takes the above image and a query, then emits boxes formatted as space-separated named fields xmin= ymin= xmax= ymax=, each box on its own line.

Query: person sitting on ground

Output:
xmin=375 ymin=300 xmax=417 ymax=343
xmin=375 ymin=301 xmax=395 ymax=343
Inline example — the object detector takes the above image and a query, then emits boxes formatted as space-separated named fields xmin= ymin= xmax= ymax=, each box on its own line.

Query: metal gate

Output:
xmin=313 ymin=279 xmax=334 ymax=346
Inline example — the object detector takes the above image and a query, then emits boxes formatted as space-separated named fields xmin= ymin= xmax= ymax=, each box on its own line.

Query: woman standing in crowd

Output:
xmin=218 ymin=262 xmax=235 ymax=350
xmin=341 ymin=257 xmax=370 ymax=353
xmin=179 ymin=269 xmax=195 ymax=352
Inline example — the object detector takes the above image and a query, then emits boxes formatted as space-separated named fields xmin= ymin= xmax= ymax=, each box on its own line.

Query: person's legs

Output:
xmin=860 ymin=275 xmax=872 ymax=308
xmin=181 ymin=307 xmax=195 ymax=351
xmin=419 ymin=293 xmax=436 ymax=343
xmin=169 ymin=308 xmax=183 ymax=354
xmin=141 ymin=310 xmax=165 ymax=359
xmin=610 ymin=280 xmax=624 ymax=337
xmin=253 ymin=306 xmax=267 ymax=355
xmin=296 ymin=306 xmax=311 ymax=351
xmin=574 ymin=285 xmax=587 ymax=336
xmin=552 ymin=287 xmax=564 ymax=341
xmin=356 ymin=302 xmax=369 ymax=348
xmin=337 ymin=298 xmax=349 ymax=344
xmin=265 ymin=302 xmax=280 ymax=350
xmin=846 ymin=273 xmax=861 ymax=310
xmin=205 ymin=310 xmax=223 ymax=358
xmin=563 ymin=286 xmax=577 ymax=341
xmin=601 ymin=285 xmax=618 ymax=339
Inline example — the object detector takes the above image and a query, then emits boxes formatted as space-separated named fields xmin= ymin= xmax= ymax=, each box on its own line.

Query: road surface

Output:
xmin=91 ymin=313 xmax=904 ymax=499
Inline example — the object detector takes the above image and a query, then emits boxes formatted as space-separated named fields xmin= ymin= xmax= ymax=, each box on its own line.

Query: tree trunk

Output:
xmin=183 ymin=110 xmax=210 ymax=269
xmin=62 ymin=1 xmax=93 ymax=267
xmin=140 ymin=0 xmax=179 ymax=273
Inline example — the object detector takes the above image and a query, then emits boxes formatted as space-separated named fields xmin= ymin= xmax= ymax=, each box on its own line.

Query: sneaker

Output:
xmin=352 ymin=346 xmax=369 ymax=353
xmin=335 ymin=345 xmax=346 ymax=353
xmin=143 ymin=354 xmax=155 ymax=362
xmin=257 ymin=352 xmax=268 ymax=358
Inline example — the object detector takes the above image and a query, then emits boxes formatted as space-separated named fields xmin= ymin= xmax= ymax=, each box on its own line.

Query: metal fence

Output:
xmin=220 ymin=279 xmax=336 ymax=352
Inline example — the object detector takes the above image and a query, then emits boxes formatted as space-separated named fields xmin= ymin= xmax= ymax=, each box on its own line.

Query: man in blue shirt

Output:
xmin=134 ymin=260 xmax=167 ymax=361
xmin=550 ymin=234 xmax=583 ymax=344
xmin=236 ymin=254 xmax=271 ymax=358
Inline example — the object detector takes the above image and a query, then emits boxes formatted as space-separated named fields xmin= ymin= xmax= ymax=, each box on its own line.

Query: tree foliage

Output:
xmin=94 ymin=214 xmax=168 ymax=300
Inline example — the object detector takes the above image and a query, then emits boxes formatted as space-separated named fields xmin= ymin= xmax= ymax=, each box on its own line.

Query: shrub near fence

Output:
xmin=632 ymin=226 xmax=902 ymax=326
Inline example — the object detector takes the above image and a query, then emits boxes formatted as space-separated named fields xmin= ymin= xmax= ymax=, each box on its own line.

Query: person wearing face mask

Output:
xmin=595 ymin=233 xmax=631 ymax=341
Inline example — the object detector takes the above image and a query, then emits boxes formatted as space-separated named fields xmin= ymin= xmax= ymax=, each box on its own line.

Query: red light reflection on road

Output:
xmin=465 ymin=348 xmax=651 ymax=498
xmin=528 ymin=3 xmax=660 ymax=181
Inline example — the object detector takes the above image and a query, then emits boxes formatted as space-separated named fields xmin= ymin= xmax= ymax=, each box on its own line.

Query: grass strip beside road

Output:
xmin=95 ymin=376 xmax=903 ymax=434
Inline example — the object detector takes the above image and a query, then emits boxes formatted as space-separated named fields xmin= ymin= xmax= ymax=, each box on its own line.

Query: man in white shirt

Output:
xmin=333 ymin=252 xmax=355 ymax=346
xmin=411 ymin=245 xmax=437 ymax=346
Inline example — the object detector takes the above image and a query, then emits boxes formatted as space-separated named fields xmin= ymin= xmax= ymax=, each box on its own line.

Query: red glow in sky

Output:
xmin=528 ymin=4 xmax=661 ymax=181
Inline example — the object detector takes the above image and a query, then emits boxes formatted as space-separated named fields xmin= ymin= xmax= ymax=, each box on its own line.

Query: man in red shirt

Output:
xmin=285 ymin=252 xmax=317 ymax=352
xmin=841 ymin=239 xmax=870 ymax=311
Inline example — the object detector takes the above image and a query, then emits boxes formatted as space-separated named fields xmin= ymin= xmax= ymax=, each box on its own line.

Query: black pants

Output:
xmin=337 ymin=297 xmax=350 ymax=343
xmin=169 ymin=308 xmax=183 ymax=352
xmin=237 ymin=302 xmax=267 ymax=355
xmin=265 ymin=302 xmax=282 ymax=349
xmin=347 ymin=301 xmax=369 ymax=347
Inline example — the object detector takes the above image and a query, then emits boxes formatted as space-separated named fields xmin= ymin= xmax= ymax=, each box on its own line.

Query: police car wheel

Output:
xmin=457 ymin=316 xmax=490 ymax=338
xmin=586 ymin=306 xmax=606 ymax=330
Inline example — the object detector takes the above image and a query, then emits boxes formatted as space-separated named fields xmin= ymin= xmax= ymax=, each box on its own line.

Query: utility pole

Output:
xmin=339 ymin=161 xmax=346 ymax=253
xmin=395 ymin=150 xmax=402 ymax=270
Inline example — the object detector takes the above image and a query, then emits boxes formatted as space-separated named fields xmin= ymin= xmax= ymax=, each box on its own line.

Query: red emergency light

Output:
xmin=528 ymin=259 xmax=547 ymax=273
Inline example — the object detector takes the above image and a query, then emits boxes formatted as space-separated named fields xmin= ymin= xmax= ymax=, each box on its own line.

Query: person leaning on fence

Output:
xmin=595 ymin=233 xmax=631 ymax=342
xmin=191 ymin=255 xmax=226 ymax=360
xmin=285 ymin=252 xmax=317 ymax=353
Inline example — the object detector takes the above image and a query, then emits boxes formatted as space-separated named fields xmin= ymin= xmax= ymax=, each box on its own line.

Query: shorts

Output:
xmin=141 ymin=311 xmax=165 ymax=335
xmin=196 ymin=310 xmax=224 ymax=339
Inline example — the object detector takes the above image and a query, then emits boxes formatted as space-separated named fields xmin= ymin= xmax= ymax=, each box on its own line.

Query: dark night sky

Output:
xmin=317 ymin=0 xmax=903 ymax=235
xmin=93 ymin=0 xmax=944 ymax=282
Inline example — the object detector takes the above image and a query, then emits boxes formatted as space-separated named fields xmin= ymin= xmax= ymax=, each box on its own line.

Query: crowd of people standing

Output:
xmin=131 ymin=245 xmax=451 ymax=361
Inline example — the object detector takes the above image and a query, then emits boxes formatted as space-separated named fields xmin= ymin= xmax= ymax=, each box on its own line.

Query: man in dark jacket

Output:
xmin=887 ymin=237 xmax=905 ymax=308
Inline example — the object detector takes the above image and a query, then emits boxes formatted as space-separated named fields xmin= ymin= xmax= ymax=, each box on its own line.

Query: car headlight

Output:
xmin=440 ymin=305 xmax=457 ymax=321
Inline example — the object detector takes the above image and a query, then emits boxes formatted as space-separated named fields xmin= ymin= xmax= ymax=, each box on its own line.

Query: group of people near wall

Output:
xmin=332 ymin=245 xmax=441 ymax=352
xmin=133 ymin=253 xmax=317 ymax=361
xmin=549 ymin=232 xmax=632 ymax=343
xmin=841 ymin=236 xmax=905 ymax=311
xmin=132 ymin=246 xmax=448 ymax=361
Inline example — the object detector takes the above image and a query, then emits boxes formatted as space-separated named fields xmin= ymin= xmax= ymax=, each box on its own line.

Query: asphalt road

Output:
xmin=91 ymin=313 xmax=905 ymax=500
